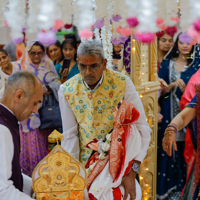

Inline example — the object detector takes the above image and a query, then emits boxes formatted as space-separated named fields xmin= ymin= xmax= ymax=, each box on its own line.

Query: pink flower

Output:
xmin=193 ymin=19 xmax=200 ymax=32
xmin=126 ymin=17 xmax=139 ymax=27
xmin=156 ymin=31 xmax=164 ymax=38
xmin=165 ymin=26 xmax=177 ymax=37
xmin=79 ymin=29 xmax=94 ymax=40
xmin=64 ymin=23 xmax=73 ymax=29
xmin=53 ymin=19 xmax=64 ymax=30
xmin=156 ymin=18 xmax=164 ymax=27
xmin=135 ymin=30 xmax=155 ymax=44
xmin=120 ymin=27 xmax=132 ymax=37
xmin=37 ymin=30 xmax=56 ymax=46
xmin=94 ymin=19 xmax=104 ymax=29
xmin=187 ymin=26 xmax=200 ymax=39
xmin=111 ymin=38 xmax=121 ymax=45
xmin=116 ymin=26 xmax=122 ymax=34
xmin=179 ymin=33 xmax=192 ymax=44
xmin=119 ymin=35 xmax=128 ymax=43
xmin=171 ymin=17 xmax=180 ymax=23
xmin=12 ymin=37 xmax=24 ymax=44
xmin=112 ymin=15 xmax=122 ymax=22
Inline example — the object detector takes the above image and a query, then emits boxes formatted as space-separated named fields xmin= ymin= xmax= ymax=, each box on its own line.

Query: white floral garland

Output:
xmin=165 ymin=0 xmax=178 ymax=26
xmin=137 ymin=0 xmax=158 ymax=33
xmin=76 ymin=0 xmax=94 ymax=30
xmin=86 ymin=134 xmax=112 ymax=175
xmin=4 ymin=0 xmax=25 ymax=38
xmin=27 ymin=0 xmax=40 ymax=33
xmin=60 ymin=0 xmax=73 ymax=24
xmin=0 ymin=0 xmax=7 ymax=28
xmin=37 ymin=0 xmax=56 ymax=30
xmin=157 ymin=0 xmax=167 ymax=22
xmin=180 ymin=0 xmax=190 ymax=32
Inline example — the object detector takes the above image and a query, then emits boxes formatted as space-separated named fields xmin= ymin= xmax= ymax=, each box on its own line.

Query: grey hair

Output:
xmin=77 ymin=40 xmax=105 ymax=60
xmin=5 ymin=71 xmax=38 ymax=98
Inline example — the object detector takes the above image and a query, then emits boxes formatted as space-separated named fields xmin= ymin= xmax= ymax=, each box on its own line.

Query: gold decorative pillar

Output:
xmin=130 ymin=38 xmax=160 ymax=200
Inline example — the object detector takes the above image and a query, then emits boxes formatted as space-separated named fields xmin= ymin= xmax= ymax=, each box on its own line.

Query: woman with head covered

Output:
xmin=13 ymin=40 xmax=60 ymax=177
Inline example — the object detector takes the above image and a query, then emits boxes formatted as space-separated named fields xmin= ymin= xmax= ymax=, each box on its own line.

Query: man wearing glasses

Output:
xmin=58 ymin=40 xmax=151 ymax=200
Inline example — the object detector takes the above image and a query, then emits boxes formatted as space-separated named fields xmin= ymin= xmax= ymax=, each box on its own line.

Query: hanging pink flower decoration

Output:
xmin=111 ymin=38 xmax=121 ymax=45
xmin=116 ymin=27 xmax=122 ymax=34
xmin=171 ymin=17 xmax=180 ymax=23
xmin=156 ymin=18 xmax=164 ymax=27
xmin=156 ymin=31 xmax=164 ymax=38
xmin=53 ymin=19 xmax=64 ymax=30
xmin=126 ymin=17 xmax=139 ymax=27
xmin=79 ymin=29 xmax=94 ymax=40
xmin=4 ymin=20 xmax=8 ymax=27
xmin=112 ymin=15 xmax=122 ymax=22
xmin=37 ymin=30 xmax=56 ymax=46
xmin=189 ymin=39 xmax=197 ymax=45
xmin=135 ymin=30 xmax=155 ymax=44
xmin=12 ymin=37 xmax=24 ymax=44
xmin=161 ymin=25 xmax=167 ymax=31
xmin=120 ymin=28 xmax=132 ymax=37
xmin=119 ymin=35 xmax=128 ymax=43
xmin=94 ymin=19 xmax=104 ymax=29
xmin=193 ymin=19 xmax=200 ymax=32
xmin=187 ymin=26 xmax=200 ymax=39
xmin=179 ymin=33 xmax=192 ymax=44
xmin=64 ymin=23 xmax=73 ymax=29
xmin=165 ymin=26 xmax=177 ymax=37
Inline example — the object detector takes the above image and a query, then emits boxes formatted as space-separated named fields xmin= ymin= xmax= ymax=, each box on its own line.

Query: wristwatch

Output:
xmin=132 ymin=163 xmax=140 ymax=173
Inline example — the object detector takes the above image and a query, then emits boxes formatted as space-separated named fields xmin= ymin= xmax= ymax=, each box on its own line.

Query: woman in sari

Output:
xmin=55 ymin=38 xmax=79 ymax=83
xmin=13 ymin=40 xmax=60 ymax=177
xmin=157 ymin=31 xmax=174 ymax=73
xmin=157 ymin=33 xmax=200 ymax=199
xmin=85 ymin=100 xmax=142 ymax=200
xmin=162 ymin=86 xmax=200 ymax=199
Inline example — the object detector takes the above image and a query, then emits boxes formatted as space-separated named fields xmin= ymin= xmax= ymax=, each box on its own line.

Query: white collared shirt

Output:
xmin=83 ymin=73 xmax=104 ymax=93
xmin=58 ymin=76 xmax=151 ymax=163
xmin=0 ymin=104 xmax=33 ymax=200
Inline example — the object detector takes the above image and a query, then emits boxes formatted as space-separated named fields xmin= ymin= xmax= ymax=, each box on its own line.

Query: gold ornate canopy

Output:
xmin=32 ymin=145 xmax=87 ymax=200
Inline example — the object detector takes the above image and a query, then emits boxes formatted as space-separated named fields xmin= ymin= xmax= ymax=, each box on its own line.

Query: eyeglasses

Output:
xmin=29 ymin=51 xmax=44 ymax=56
xmin=78 ymin=62 xmax=103 ymax=72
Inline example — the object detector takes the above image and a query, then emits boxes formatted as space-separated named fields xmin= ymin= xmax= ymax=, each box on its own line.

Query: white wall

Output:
xmin=0 ymin=27 xmax=11 ymax=44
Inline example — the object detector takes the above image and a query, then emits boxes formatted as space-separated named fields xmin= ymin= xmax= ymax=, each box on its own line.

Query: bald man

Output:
xmin=0 ymin=71 xmax=43 ymax=200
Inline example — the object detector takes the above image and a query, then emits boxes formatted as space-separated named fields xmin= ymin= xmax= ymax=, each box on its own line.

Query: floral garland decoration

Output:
xmin=135 ymin=0 xmax=158 ymax=43
xmin=0 ymin=0 xmax=7 ymax=28
xmin=76 ymin=0 xmax=94 ymax=40
xmin=4 ymin=0 xmax=25 ymax=41
xmin=27 ymin=0 xmax=40 ymax=33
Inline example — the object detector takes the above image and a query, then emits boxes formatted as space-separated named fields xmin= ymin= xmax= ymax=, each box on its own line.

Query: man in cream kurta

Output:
xmin=0 ymin=71 xmax=43 ymax=200
xmin=59 ymin=40 xmax=151 ymax=199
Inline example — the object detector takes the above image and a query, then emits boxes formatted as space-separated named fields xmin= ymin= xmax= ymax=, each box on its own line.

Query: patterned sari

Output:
xmin=13 ymin=40 xmax=60 ymax=176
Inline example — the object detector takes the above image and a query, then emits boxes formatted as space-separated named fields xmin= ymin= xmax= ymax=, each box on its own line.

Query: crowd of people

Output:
xmin=1 ymin=30 xmax=200 ymax=200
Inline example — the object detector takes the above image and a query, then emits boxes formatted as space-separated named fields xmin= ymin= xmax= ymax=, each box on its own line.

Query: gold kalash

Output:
xmin=32 ymin=130 xmax=87 ymax=200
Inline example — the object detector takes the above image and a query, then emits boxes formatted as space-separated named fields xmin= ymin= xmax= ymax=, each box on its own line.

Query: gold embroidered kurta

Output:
xmin=63 ymin=69 xmax=126 ymax=164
